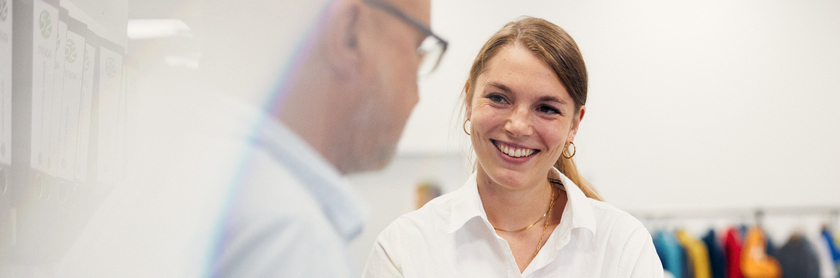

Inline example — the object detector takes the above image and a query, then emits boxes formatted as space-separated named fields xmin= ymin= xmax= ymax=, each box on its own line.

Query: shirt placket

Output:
xmin=493 ymin=236 xmax=525 ymax=278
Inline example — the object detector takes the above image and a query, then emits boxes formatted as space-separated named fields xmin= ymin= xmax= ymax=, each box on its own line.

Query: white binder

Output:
xmin=0 ymin=0 xmax=12 ymax=248
xmin=28 ymin=0 xmax=58 ymax=176
xmin=56 ymin=17 xmax=84 ymax=182
xmin=45 ymin=7 xmax=66 ymax=179
xmin=74 ymin=34 xmax=95 ymax=183
xmin=95 ymin=42 xmax=122 ymax=186
xmin=0 ymin=0 xmax=11 ymax=171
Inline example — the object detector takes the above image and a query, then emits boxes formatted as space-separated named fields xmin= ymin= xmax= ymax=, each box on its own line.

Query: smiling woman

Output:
xmin=463 ymin=16 xmax=600 ymax=202
xmin=363 ymin=17 xmax=664 ymax=277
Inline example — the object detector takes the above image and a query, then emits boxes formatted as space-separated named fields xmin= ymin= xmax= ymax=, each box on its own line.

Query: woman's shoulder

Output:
xmin=582 ymin=197 xmax=650 ymax=239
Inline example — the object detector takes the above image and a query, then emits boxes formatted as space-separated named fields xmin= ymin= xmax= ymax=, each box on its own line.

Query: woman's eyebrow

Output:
xmin=539 ymin=96 xmax=566 ymax=104
xmin=486 ymin=82 xmax=568 ymax=104
xmin=487 ymin=82 xmax=513 ymax=94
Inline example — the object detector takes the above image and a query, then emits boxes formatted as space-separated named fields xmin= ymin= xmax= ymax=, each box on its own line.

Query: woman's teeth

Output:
xmin=495 ymin=141 xmax=536 ymax=158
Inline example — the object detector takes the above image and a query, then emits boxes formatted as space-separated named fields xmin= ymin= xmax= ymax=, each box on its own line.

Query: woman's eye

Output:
xmin=486 ymin=94 xmax=508 ymax=104
xmin=538 ymin=105 xmax=561 ymax=115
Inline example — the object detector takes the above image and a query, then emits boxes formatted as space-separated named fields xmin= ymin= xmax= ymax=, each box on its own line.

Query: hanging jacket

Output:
xmin=657 ymin=230 xmax=686 ymax=278
xmin=774 ymin=234 xmax=820 ymax=278
xmin=813 ymin=232 xmax=837 ymax=278
xmin=684 ymin=245 xmax=696 ymax=278
xmin=726 ymin=227 xmax=745 ymax=278
xmin=677 ymin=230 xmax=711 ymax=278
xmin=703 ymin=229 xmax=726 ymax=278
xmin=741 ymin=226 xmax=782 ymax=278
xmin=821 ymin=228 xmax=840 ymax=274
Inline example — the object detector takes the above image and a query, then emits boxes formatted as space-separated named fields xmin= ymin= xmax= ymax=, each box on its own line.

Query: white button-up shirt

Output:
xmin=363 ymin=168 xmax=663 ymax=277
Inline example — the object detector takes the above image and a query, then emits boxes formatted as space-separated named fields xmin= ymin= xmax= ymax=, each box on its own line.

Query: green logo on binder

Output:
xmin=39 ymin=10 xmax=52 ymax=39
xmin=84 ymin=48 xmax=90 ymax=72
xmin=66 ymin=40 xmax=77 ymax=63
xmin=0 ymin=0 xmax=9 ymax=22
xmin=105 ymin=57 xmax=116 ymax=78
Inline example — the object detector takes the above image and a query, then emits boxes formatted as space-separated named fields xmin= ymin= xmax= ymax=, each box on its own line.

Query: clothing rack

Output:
xmin=629 ymin=206 xmax=840 ymax=221
xmin=644 ymin=207 xmax=840 ymax=278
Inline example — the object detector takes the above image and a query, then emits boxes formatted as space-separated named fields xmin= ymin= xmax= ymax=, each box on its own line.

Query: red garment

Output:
xmin=725 ymin=227 xmax=744 ymax=278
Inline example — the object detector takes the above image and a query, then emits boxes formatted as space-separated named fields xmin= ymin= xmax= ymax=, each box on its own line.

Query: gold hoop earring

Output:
xmin=562 ymin=142 xmax=576 ymax=159
xmin=463 ymin=119 xmax=471 ymax=135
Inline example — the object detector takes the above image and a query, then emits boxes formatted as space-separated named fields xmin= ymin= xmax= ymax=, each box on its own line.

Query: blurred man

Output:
xmin=57 ymin=0 xmax=445 ymax=277
xmin=198 ymin=0 xmax=447 ymax=276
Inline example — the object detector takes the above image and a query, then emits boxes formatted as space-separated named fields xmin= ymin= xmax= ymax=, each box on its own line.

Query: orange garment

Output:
xmin=741 ymin=226 xmax=781 ymax=278
xmin=676 ymin=230 xmax=711 ymax=278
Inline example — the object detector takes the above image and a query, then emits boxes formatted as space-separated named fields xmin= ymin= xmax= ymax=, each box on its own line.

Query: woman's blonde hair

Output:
xmin=463 ymin=17 xmax=603 ymax=201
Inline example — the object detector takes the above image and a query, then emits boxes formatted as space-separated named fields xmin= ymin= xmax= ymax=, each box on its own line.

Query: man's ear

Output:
xmin=324 ymin=1 xmax=363 ymax=79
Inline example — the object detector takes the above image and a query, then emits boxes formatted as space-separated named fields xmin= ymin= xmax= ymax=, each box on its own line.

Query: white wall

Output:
xmin=351 ymin=0 xmax=840 ymax=273
xmin=398 ymin=0 xmax=840 ymax=210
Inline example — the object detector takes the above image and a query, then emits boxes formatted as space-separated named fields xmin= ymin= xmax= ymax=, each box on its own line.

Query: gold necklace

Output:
xmin=532 ymin=187 xmax=557 ymax=260
xmin=493 ymin=187 xmax=555 ymax=232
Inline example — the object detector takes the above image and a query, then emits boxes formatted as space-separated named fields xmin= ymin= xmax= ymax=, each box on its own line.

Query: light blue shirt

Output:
xmin=209 ymin=96 xmax=367 ymax=277
xmin=55 ymin=92 xmax=366 ymax=277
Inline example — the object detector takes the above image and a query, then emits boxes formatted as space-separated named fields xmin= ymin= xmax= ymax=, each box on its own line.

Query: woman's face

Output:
xmin=467 ymin=44 xmax=584 ymax=191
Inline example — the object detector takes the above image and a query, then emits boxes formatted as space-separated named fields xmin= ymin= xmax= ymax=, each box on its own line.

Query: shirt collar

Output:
xmin=549 ymin=167 xmax=597 ymax=238
xmin=251 ymin=113 xmax=367 ymax=242
xmin=447 ymin=173 xmax=489 ymax=234
xmin=446 ymin=167 xmax=596 ymax=237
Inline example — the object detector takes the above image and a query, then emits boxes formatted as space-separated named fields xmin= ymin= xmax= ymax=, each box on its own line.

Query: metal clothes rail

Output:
xmin=629 ymin=206 xmax=840 ymax=220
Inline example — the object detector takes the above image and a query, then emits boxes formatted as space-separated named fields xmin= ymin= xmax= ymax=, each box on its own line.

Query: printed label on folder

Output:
xmin=29 ymin=0 xmax=59 ymax=171
xmin=47 ymin=18 xmax=66 ymax=175
xmin=75 ymin=43 xmax=95 ymax=182
xmin=97 ymin=45 xmax=122 ymax=184
xmin=0 ymin=0 xmax=11 ymax=165
xmin=57 ymin=28 xmax=84 ymax=179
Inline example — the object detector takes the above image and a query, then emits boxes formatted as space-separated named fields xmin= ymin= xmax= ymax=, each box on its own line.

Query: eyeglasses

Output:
xmin=363 ymin=0 xmax=448 ymax=75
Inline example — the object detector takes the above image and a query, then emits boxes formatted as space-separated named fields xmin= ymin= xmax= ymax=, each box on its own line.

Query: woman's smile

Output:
xmin=492 ymin=139 xmax=539 ymax=158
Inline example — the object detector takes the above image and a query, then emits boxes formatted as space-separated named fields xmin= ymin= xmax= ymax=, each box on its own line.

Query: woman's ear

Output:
xmin=463 ymin=82 xmax=472 ymax=119
xmin=567 ymin=105 xmax=585 ymax=143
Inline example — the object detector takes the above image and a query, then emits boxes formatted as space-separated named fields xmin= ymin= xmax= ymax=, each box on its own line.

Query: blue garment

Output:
xmin=655 ymin=232 xmax=669 ymax=270
xmin=702 ymin=229 xmax=726 ymax=278
xmin=656 ymin=231 xmax=685 ymax=278
xmin=821 ymin=228 xmax=840 ymax=276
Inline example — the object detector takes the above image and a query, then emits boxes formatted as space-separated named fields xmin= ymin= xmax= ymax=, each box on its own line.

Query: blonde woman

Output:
xmin=363 ymin=17 xmax=663 ymax=277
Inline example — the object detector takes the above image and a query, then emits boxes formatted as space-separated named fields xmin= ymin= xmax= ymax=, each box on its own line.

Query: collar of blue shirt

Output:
xmin=252 ymin=112 xmax=368 ymax=242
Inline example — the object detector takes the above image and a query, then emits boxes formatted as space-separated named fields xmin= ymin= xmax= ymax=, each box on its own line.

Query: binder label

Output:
xmin=29 ymin=0 xmax=58 ymax=171
xmin=0 ymin=0 xmax=10 ymax=165
xmin=57 ymin=29 xmax=84 ymax=180
xmin=75 ymin=43 xmax=95 ymax=182
xmin=96 ymin=46 xmax=122 ymax=184
xmin=47 ymin=19 xmax=67 ymax=175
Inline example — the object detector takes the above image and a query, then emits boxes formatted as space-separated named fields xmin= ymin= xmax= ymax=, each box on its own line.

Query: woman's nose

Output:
xmin=504 ymin=106 xmax=533 ymax=137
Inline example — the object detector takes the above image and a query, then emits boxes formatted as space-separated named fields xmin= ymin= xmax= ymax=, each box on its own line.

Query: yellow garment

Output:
xmin=741 ymin=226 xmax=781 ymax=278
xmin=676 ymin=230 xmax=711 ymax=278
